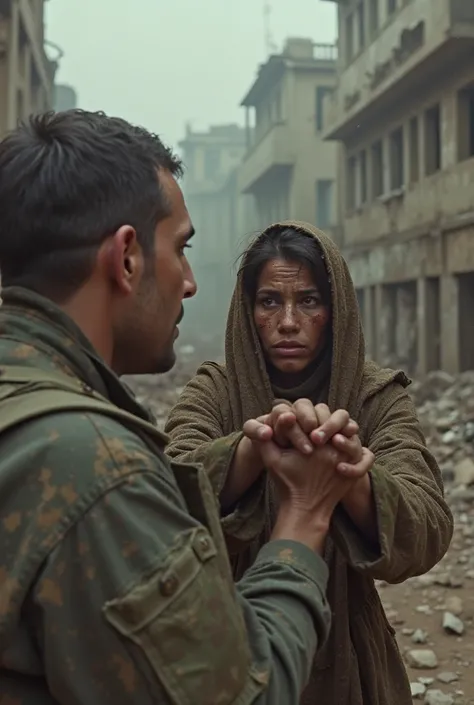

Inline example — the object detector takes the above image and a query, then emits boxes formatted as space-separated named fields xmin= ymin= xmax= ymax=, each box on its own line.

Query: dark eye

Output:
xmin=302 ymin=295 xmax=321 ymax=306
xmin=258 ymin=296 xmax=276 ymax=308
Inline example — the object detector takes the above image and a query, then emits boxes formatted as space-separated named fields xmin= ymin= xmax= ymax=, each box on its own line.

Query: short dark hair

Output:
xmin=240 ymin=226 xmax=332 ymax=308
xmin=0 ymin=109 xmax=183 ymax=301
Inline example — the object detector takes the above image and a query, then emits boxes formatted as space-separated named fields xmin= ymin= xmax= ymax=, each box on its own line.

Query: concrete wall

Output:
xmin=287 ymin=67 xmax=338 ymax=224
xmin=0 ymin=0 xmax=54 ymax=136
xmin=329 ymin=0 xmax=474 ymax=376
xmin=328 ymin=0 xmax=474 ymax=138
xmin=54 ymin=84 xmax=77 ymax=111
xmin=240 ymin=43 xmax=339 ymax=232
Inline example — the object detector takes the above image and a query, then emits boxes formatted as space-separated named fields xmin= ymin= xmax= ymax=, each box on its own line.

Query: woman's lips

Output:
xmin=272 ymin=344 xmax=306 ymax=357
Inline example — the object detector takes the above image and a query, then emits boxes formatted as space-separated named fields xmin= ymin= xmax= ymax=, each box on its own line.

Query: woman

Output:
xmin=165 ymin=221 xmax=453 ymax=705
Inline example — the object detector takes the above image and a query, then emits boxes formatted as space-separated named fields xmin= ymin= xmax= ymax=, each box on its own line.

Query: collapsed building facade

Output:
xmin=239 ymin=37 xmax=340 ymax=235
xmin=324 ymin=0 xmax=474 ymax=376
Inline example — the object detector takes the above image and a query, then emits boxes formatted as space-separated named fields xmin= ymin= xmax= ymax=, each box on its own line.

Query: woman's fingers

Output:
xmin=242 ymin=417 xmax=273 ymax=442
xmin=273 ymin=413 xmax=313 ymax=454
xmin=331 ymin=433 xmax=363 ymax=463
xmin=310 ymin=407 xmax=350 ymax=444
xmin=336 ymin=447 xmax=375 ymax=479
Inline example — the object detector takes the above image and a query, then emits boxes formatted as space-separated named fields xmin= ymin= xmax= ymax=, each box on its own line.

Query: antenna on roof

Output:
xmin=263 ymin=0 xmax=277 ymax=57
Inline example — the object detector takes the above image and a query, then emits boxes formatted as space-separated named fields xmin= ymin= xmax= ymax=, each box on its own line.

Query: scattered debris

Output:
xmin=437 ymin=672 xmax=459 ymax=684
xmin=424 ymin=689 xmax=454 ymax=705
xmin=406 ymin=650 xmax=439 ymax=670
xmin=442 ymin=612 xmax=465 ymax=636
xmin=130 ymin=364 xmax=474 ymax=700
xmin=411 ymin=681 xmax=426 ymax=698
xmin=412 ymin=629 xmax=429 ymax=644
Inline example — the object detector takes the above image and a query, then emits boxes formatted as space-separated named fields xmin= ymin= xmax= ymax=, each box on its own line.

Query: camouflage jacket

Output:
xmin=0 ymin=287 xmax=331 ymax=705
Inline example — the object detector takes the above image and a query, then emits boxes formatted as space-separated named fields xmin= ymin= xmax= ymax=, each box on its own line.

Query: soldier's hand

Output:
xmin=253 ymin=439 xmax=361 ymax=522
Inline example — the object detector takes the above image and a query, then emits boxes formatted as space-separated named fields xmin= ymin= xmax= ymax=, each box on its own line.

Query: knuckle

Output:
xmin=273 ymin=405 xmax=290 ymax=418
xmin=294 ymin=397 xmax=313 ymax=409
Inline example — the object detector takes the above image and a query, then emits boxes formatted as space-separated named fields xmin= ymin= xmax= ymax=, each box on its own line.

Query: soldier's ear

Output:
xmin=100 ymin=225 xmax=143 ymax=294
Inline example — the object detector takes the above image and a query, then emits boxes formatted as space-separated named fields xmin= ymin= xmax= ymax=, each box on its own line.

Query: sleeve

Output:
xmin=165 ymin=365 xmax=266 ymax=545
xmin=331 ymin=384 xmax=454 ymax=583
xmin=31 ymin=450 xmax=331 ymax=705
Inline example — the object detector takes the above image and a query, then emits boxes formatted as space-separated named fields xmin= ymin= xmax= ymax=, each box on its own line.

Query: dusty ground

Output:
xmin=128 ymin=361 xmax=474 ymax=705
xmin=378 ymin=489 xmax=474 ymax=705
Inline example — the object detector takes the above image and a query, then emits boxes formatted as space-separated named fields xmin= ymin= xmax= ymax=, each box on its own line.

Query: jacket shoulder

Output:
xmin=0 ymin=409 xmax=164 ymax=557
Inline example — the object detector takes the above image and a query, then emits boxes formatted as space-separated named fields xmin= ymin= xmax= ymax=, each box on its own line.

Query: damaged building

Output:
xmin=0 ymin=0 xmax=56 ymax=135
xmin=178 ymin=123 xmax=256 ymax=349
xmin=239 ymin=37 xmax=339 ymax=234
xmin=323 ymin=0 xmax=474 ymax=376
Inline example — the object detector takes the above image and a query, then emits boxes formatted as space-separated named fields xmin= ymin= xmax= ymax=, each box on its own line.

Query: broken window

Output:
xmin=315 ymin=85 xmax=333 ymax=131
xmin=316 ymin=180 xmax=334 ymax=229
xmin=356 ymin=2 xmax=365 ymax=52
xmin=346 ymin=156 xmax=357 ymax=211
xmin=389 ymin=126 xmax=404 ymax=190
xmin=409 ymin=116 xmax=419 ymax=182
xmin=360 ymin=149 xmax=368 ymax=204
xmin=457 ymin=85 xmax=474 ymax=161
xmin=204 ymin=147 xmax=220 ymax=179
xmin=345 ymin=13 xmax=354 ymax=62
xmin=369 ymin=0 xmax=379 ymax=35
xmin=371 ymin=140 xmax=384 ymax=198
xmin=424 ymin=104 xmax=441 ymax=175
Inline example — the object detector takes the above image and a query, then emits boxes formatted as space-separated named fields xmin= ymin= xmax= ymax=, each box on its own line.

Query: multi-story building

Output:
xmin=239 ymin=37 xmax=339 ymax=236
xmin=0 ymin=0 xmax=56 ymax=135
xmin=54 ymin=83 xmax=77 ymax=111
xmin=178 ymin=123 xmax=256 ymax=349
xmin=324 ymin=0 xmax=474 ymax=376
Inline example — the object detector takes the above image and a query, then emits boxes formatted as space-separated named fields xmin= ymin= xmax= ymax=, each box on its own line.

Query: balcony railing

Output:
xmin=313 ymin=43 xmax=338 ymax=61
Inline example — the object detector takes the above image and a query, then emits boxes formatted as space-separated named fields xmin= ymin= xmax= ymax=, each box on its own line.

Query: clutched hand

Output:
xmin=243 ymin=400 xmax=374 ymax=480
xmin=249 ymin=435 xmax=364 ymax=520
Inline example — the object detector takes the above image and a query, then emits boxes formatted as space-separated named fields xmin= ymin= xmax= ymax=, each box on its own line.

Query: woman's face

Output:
xmin=253 ymin=257 xmax=330 ymax=376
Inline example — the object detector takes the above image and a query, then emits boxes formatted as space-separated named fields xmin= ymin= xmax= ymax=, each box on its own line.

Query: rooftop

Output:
xmin=178 ymin=123 xmax=246 ymax=148
xmin=241 ymin=38 xmax=337 ymax=107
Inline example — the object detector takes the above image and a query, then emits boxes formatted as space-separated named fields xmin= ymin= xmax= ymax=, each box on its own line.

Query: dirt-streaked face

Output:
xmin=253 ymin=257 xmax=330 ymax=377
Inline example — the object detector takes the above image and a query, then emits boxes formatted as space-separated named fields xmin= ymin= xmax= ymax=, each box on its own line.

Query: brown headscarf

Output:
xmin=165 ymin=221 xmax=449 ymax=705
xmin=224 ymin=221 xmax=373 ymax=426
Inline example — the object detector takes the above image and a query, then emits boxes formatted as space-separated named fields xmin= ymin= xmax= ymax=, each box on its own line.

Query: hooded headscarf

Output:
xmin=166 ymin=222 xmax=450 ymax=705
xmin=223 ymin=221 xmax=387 ymax=425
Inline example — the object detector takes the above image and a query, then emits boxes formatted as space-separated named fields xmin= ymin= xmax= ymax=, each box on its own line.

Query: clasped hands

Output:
xmin=242 ymin=399 xmax=374 ymax=500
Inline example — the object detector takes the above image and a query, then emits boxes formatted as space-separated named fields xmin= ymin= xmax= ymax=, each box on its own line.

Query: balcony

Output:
xmin=343 ymin=156 xmax=474 ymax=252
xmin=325 ymin=0 xmax=474 ymax=140
xmin=238 ymin=122 xmax=296 ymax=194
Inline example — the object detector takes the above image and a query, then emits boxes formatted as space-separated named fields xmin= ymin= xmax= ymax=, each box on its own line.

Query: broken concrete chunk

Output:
xmin=406 ymin=649 xmax=438 ymax=669
xmin=442 ymin=611 xmax=464 ymax=636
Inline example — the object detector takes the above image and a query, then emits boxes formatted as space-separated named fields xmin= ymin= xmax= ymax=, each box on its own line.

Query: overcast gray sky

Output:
xmin=45 ymin=0 xmax=336 ymax=151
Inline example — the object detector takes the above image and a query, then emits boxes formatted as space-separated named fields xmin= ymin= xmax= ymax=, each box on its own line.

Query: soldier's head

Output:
xmin=0 ymin=110 xmax=197 ymax=375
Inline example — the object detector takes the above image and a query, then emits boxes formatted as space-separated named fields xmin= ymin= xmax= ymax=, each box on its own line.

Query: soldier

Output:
xmin=0 ymin=110 xmax=368 ymax=704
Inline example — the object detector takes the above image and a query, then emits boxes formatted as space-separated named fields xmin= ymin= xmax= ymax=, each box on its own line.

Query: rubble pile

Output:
xmin=410 ymin=371 xmax=474 ymax=490
xmin=381 ymin=371 xmax=474 ymax=704
xmin=124 ymin=348 xmax=203 ymax=428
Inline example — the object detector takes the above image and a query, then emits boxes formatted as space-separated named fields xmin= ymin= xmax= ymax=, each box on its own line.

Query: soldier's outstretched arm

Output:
xmin=28 ymin=414 xmax=330 ymax=705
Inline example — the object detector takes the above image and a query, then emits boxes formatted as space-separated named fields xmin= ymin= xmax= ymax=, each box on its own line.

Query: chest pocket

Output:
xmin=103 ymin=460 xmax=267 ymax=705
